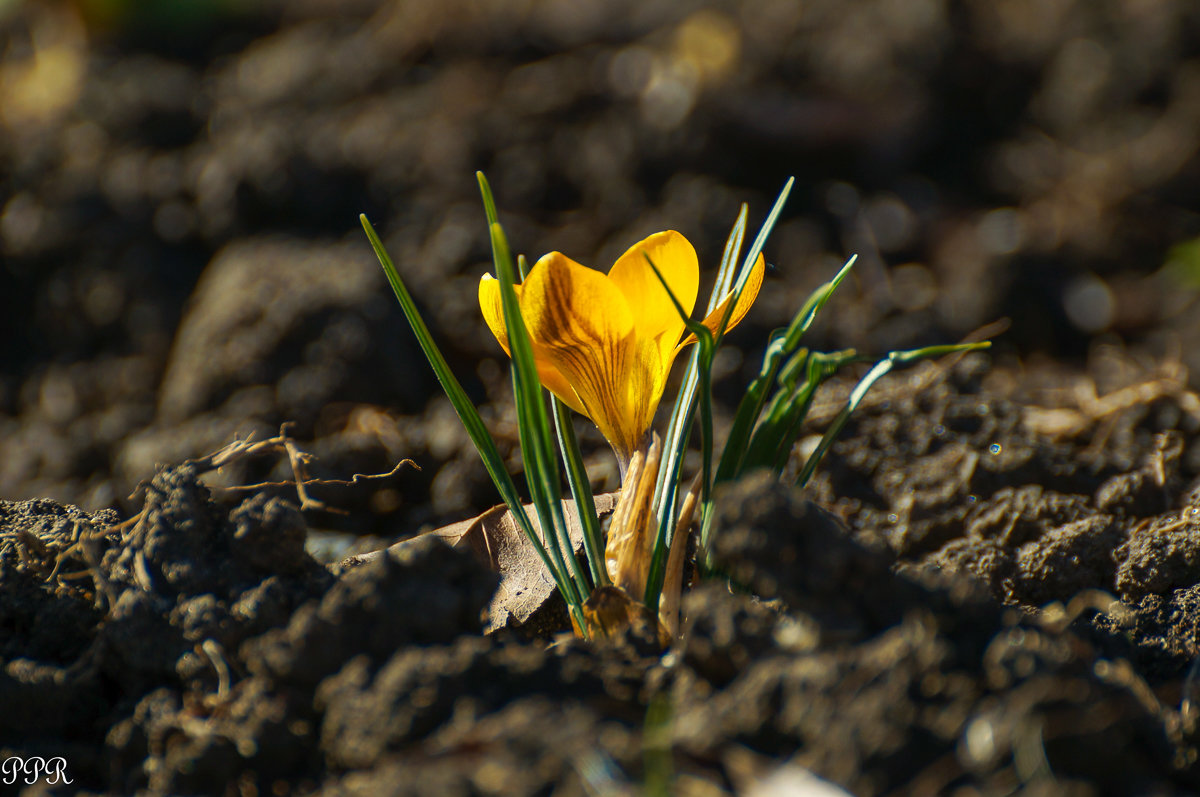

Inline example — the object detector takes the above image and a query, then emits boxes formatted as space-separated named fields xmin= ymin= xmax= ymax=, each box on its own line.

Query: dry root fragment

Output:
xmin=184 ymin=423 xmax=417 ymax=514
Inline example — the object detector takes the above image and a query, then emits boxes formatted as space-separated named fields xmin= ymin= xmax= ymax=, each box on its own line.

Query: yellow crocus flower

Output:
xmin=478 ymin=231 xmax=765 ymax=463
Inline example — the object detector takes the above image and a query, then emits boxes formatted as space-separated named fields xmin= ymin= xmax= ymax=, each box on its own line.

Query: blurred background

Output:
xmin=2 ymin=0 xmax=1199 ymax=537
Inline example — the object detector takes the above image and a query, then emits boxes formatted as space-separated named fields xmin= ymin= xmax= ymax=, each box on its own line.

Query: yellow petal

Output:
xmin=608 ymin=231 xmax=699 ymax=366
xmin=478 ymin=274 xmax=510 ymax=353
xmin=478 ymin=274 xmax=587 ymax=415
xmin=679 ymin=252 xmax=765 ymax=351
xmin=521 ymin=253 xmax=651 ymax=459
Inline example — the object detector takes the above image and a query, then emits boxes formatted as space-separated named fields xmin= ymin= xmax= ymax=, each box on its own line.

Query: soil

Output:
xmin=3 ymin=0 xmax=1200 ymax=794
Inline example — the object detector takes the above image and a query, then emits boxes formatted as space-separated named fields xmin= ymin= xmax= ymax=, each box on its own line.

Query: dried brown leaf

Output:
xmin=351 ymin=493 xmax=617 ymax=633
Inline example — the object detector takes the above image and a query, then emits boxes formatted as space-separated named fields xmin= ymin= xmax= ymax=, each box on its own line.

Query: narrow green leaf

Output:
xmin=712 ymin=178 xmax=793 ymax=350
xmin=553 ymin=396 xmax=608 ymax=587
xmin=795 ymin=341 xmax=991 ymax=486
xmin=655 ymin=178 xmax=790 ymax=524
xmin=652 ymin=205 xmax=748 ymax=524
xmin=651 ymin=181 xmax=795 ymax=585
xmin=488 ymin=220 xmax=591 ymax=608
xmin=715 ymin=206 xmax=749 ymax=299
xmin=639 ymin=252 xmax=715 ymax=611
xmin=360 ymin=214 xmax=567 ymax=590
xmin=477 ymin=171 xmax=500 ymax=227
xmin=739 ymin=348 xmax=859 ymax=475
xmin=643 ymin=694 xmax=675 ymax=797
xmin=480 ymin=177 xmax=594 ymax=596
xmin=362 ymin=215 xmax=526 ymax=521
xmin=714 ymin=254 xmax=859 ymax=488
xmin=769 ymin=350 xmax=861 ymax=473
xmin=782 ymin=253 xmax=858 ymax=350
